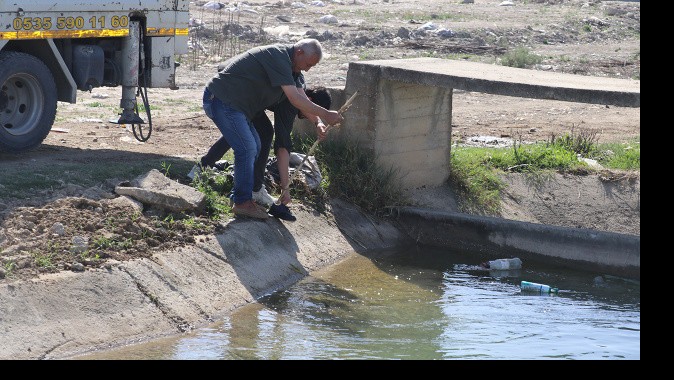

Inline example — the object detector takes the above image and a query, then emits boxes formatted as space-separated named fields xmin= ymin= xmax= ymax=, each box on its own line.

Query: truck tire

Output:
xmin=0 ymin=51 xmax=58 ymax=153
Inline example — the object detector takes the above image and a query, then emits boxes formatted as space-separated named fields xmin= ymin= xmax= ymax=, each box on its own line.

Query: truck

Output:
xmin=0 ymin=0 xmax=189 ymax=153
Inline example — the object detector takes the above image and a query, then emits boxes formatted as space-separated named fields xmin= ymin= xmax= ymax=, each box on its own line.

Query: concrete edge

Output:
xmin=389 ymin=206 xmax=640 ymax=280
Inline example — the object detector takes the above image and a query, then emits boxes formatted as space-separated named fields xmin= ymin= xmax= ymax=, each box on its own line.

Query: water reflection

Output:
xmin=77 ymin=246 xmax=639 ymax=360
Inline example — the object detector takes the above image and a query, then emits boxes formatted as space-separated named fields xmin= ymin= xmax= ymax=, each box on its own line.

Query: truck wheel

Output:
xmin=0 ymin=51 xmax=58 ymax=153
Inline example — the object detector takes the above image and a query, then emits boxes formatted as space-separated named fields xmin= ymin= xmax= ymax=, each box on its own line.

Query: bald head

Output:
xmin=294 ymin=38 xmax=323 ymax=61
xmin=292 ymin=38 xmax=323 ymax=73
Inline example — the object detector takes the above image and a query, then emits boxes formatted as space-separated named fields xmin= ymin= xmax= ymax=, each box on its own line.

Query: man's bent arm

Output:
xmin=282 ymin=85 xmax=343 ymax=126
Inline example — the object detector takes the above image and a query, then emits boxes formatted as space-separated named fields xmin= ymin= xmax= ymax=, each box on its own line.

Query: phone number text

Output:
xmin=12 ymin=15 xmax=129 ymax=31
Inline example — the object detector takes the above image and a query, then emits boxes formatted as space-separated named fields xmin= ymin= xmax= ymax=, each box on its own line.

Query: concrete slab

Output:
xmin=352 ymin=58 xmax=640 ymax=107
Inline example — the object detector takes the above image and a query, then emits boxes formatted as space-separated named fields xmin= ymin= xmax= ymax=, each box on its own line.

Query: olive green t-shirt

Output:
xmin=207 ymin=44 xmax=301 ymax=120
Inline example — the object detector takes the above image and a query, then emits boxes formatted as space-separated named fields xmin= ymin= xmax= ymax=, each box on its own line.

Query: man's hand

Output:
xmin=279 ymin=188 xmax=292 ymax=205
xmin=316 ymin=122 xmax=328 ymax=142
xmin=323 ymin=110 xmax=343 ymax=126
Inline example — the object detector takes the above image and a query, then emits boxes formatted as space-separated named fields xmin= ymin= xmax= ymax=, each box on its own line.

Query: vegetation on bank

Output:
xmin=0 ymin=126 xmax=639 ymax=225
xmin=306 ymin=128 xmax=640 ymax=216
xmin=449 ymin=131 xmax=640 ymax=215
xmin=188 ymin=128 xmax=639 ymax=220
xmin=187 ymin=135 xmax=411 ymax=220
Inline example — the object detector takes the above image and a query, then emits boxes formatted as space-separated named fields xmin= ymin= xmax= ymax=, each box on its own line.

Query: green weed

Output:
xmin=3 ymin=261 xmax=17 ymax=276
xmin=93 ymin=236 xmax=116 ymax=250
xmin=547 ymin=127 xmax=599 ymax=157
xmin=183 ymin=216 xmax=208 ymax=230
xmin=32 ymin=252 xmax=57 ymax=270
xmin=191 ymin=166 xmax=235 ymax=219
xmin=592 ymin=137 xmax=640 ymax=170
xmin=302 ymin=137 xmax=409 ymax=215
xmin=500 ymin=47 xmax=543 ymax=68
xmin=93 ymin=235 xmax=133 ymax=251
xmin=135 ymin=103 xmax=160 ymax=112
xmin=161 ymin=161 xmax=173 ymax=177
xmin=449 ymin=146 xmax=506 ymax=215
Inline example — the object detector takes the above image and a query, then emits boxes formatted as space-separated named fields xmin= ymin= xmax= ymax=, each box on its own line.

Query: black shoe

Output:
xmin=268 ymin=203 xmax=296 ymax=221
xmin=214 ymin=160 xmax=230 ymax=171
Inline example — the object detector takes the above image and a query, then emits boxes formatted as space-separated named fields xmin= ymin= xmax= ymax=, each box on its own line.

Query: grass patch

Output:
xmin=499 ymin=47 xmax=543 ymax=68
xmin=135 ymin=103 xmax=160 ymax=112
xmin=357 ymin=48 xmax=377 ymax=60
xmin=190 ymin=166 xmax=234 ymax=219
xmin=162 ymin=98 xmax=192 ymax=105
xmin=448 ymin=147 xmax=506 ymax=215
xmin=187 ymin=105 xmax=205 ymax=113
xmin=444 ymin=53 xmax=482 ymax=61
xmin=592 ymin=137 xmax=640 ymax=170
xmin=298 ymin=137 xmax=409 ymax=215
xmin=400 ymin=11 xmax=468 ymax=22
xmin=93 ymin=236 xmax=132 ymax=250
xmin=449 ymin=130 xmax=640 ymax=214
xmin=32 ymin=251 xmax=57 ymax=271
xmin=548 ymin=127 xmax=598 ymax=157
xmin=2 ymin=260 xmax=17 ymax=277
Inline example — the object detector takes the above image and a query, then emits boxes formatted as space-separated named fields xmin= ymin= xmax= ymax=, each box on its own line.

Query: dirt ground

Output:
xmin=0 ymin=0 xmax=640 ymax=283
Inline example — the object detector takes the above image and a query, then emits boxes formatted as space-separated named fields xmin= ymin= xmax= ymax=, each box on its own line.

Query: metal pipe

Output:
xmin=116 ymin=20 xmax=143 ymax=124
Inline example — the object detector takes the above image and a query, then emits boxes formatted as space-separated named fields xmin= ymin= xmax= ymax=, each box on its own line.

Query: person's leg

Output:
xmin=201 ymin=89 xmax=232 ymax=168
xmin=275 ymin=147 xmax=291 ymax=203
xmin=200 ymin=137 xmax=231 ymax=168
xmin=208 ymin=96 xmax=260 ymax=206
xmin=251 ymin=111 xmax=274 ymax=192
xmin=272 ymin=99 xmax=299 ymax=205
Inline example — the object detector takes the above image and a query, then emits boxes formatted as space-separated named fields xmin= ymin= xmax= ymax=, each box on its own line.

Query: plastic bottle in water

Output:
xmin=487 ymin=257 xmax=522 ymax=270
xmin=520 ymin=280 xmax=559 ymax=294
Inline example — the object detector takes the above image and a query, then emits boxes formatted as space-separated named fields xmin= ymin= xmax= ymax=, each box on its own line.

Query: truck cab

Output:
xmin=0 ymin=0 xmax=189 ymax=153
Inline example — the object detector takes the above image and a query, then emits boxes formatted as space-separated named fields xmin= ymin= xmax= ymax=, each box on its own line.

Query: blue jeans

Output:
xmin=200 ymin=98 xmax=297 ymax=192
xmin=203 ymin=88 xmax=261 ymax=204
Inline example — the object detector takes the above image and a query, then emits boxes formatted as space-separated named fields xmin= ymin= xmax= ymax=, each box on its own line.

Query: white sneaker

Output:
xmin=187 ymin=164 xmax=201 ymax=180
xmin=252 ymin=187 xmax=275 ymax=207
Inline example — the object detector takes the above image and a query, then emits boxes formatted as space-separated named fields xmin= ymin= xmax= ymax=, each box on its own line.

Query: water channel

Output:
xmin=78 ymin=245 xmax=640 ymax=360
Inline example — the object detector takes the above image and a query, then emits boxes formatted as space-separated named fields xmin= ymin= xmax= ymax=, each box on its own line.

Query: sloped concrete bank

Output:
xmin=0 ymin=199 xmax=411 ymax=360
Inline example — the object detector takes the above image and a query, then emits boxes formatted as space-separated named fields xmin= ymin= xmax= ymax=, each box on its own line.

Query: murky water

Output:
xmin=78 ymin=246 xmax=640 ymax=360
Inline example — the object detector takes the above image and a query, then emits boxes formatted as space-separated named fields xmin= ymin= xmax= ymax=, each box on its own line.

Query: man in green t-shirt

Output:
xmin=189 ymin=86 xmax=332 ymax=219
xmin=201 ymin=39 xmax=343 ymax=219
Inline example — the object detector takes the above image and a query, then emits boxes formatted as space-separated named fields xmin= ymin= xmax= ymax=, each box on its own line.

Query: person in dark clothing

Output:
xmin=198 ymin=39 xmax=342 ymax=219
xmin=190 ymin=87 xmax=332 ymax=208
